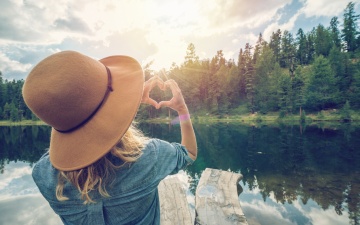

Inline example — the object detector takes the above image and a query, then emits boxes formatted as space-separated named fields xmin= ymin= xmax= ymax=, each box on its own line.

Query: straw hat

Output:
xmin=23 ymin=51 xmax=144 ymax=171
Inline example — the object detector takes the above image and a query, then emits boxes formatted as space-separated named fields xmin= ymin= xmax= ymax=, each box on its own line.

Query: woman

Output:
xmin=22 ymin=51 xmax=197 ymax=225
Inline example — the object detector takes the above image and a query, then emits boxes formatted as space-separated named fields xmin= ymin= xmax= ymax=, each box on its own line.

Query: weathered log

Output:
xmin=195 ymin=168 xmax=248 ymax=225
xmin=158 ymin=176 xmax=193 ymax=225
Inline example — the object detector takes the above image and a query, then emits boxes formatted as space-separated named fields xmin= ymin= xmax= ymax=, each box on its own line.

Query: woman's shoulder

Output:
xmin=33 ymin=150 xmax=52 ymax=172
xmin=32 ymin=150 xmax=60 ymax=194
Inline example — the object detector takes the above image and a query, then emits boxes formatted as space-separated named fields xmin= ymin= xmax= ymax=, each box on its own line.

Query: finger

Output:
xmin=158 ymin=100 xmax=172 ymax=109
xmin=144 ymin=98 xmax=159 ymax=108
xmin=164 ymin=80 xmax=181 ymax=97
xmin=154 ymin=76 xmax=165 ymax=90
xmin=144 ymin=76 xmax=162 ymax=93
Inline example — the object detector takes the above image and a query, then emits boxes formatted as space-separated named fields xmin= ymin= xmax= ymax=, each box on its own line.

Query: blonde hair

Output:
xmin=56 ymin=124 xmax=148 ymax=204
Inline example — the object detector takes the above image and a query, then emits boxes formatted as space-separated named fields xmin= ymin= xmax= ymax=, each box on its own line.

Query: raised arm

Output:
xmin=157 ymin=80 xmax=197 ymax=160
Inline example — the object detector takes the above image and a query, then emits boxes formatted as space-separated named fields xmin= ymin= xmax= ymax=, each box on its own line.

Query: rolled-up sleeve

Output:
xmin=151 ymin=139 xmax=194 ymax=181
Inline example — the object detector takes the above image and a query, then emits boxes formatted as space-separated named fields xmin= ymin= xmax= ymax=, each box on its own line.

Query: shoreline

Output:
xmin=0 ymin=120 xmax=47 ymax=126
xmin=1 ymin=111 xmax=360 ymax=126
xmin=144 ymin=111 xmax=360 ymax=125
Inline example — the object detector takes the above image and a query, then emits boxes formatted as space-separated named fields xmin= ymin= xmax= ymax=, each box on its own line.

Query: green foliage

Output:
xmin=0 ymin=74 xmax=39 ymax=121
xmin=10 ymin=102 xmax=19 ymax=121
xmin=305 ymin=55 xmax=339 ymax=110
xmin=254 ymin=46 xmax=279 ymax=113
xmin=255 ymin=114 xmax=263 ymax=123
xmin=300 ymin=110 xmax=306 ymax=123
xmin=269 ymin=29 xmax=282 ymax=63
xmin=342 ymin=2 xmax=359 ymax=53
xmin=314 ymin=24 xmax=332 ymax=57
xmin=349 ymin=65 xmax=360 ymax=109
xmin=277 ymin=71 xmax=292 ymax=113
xmin=329 ymin=17 xmax=342 ymax=48
xmin=296 ymin=28 xmax=308 ymax=65
xmin=317 ymin=111 xmax=325 ymax=120
xmin=339 ymin=100 xmax=352 ymax=122
xmin=278 ymin=110 xmax=286 ymax=119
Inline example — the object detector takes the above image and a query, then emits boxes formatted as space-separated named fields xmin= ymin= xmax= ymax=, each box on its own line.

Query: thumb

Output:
xmin=144 ymin=98 xmax=158 ymax=108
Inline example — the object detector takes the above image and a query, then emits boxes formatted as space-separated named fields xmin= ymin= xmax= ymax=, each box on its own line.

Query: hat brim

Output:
xmin=49 ymin=55 xmax=144 ymax=171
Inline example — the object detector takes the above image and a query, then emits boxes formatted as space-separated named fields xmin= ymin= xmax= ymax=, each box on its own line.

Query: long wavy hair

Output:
xmin=55 ymin=124 xmax=148 ymax=204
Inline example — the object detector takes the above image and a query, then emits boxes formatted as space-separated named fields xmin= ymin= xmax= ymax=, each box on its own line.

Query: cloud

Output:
xmin=0 ymin=52 xmax=32 ymax=75
xmin=53 ymin=15 xmax=92 ymax=34
xmin=186 ymin=0 xmax=292 ymax=37
xmin=263 ymin=12 xmax=301 ymax=42
xmin=300 ymin=0 xmax=360 ymax=18
xmin=291 ymin=200 xmax=350 ymax=225
xmin=0 ymin=195 xmax=62 ymax=225
xmin=0 ymin=162 xmax=38 ymax=200
xmin=0 ymin=0 xmax=351 ymax=79
xmin=241 ymin=199 xmax=296 ymax=225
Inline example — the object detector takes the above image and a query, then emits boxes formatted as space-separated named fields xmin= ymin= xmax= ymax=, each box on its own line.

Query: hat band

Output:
xmin=55 ymin=66 xmax=114 ymax=133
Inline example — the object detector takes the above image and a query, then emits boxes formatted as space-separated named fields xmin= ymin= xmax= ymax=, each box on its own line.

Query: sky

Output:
xmin=0 ymin=0 xmax=359 ymax=80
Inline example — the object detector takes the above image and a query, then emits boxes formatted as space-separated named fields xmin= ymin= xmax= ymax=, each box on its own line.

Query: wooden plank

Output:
xmin=159 ymin=176 xmax=193 ymax=225
xmin=195 ymin=168 xmax=248 ymax=225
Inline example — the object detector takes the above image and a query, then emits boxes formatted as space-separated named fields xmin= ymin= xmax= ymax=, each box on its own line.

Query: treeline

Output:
xmin=0 ymin=73 xmax=33 ymax=121
xmin=139 ymin=2 xmax=360 ymax=119
xmin=1 ymin=2 xmax=360 ymax=121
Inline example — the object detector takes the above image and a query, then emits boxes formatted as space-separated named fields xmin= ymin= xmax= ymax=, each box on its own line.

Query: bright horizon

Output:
xmin=0 ymin=0 xmax=359 ymax=80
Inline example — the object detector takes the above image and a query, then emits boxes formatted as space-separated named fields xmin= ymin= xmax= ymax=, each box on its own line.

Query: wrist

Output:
xmin=177 ymin=106 xmax=189 ymax=115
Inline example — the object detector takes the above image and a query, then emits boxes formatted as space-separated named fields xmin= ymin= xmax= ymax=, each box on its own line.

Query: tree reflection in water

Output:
xmin=0 ymin=126 xmax=51 ymax=173
xmin=0 ymin=124 xmax=359 ymax=224
xmin=139 ymin=122 xmax=360 ymax=224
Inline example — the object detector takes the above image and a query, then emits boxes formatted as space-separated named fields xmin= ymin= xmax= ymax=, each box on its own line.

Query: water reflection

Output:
xmin=0 ymin=126 xmax=62 ymax=225
xmin=140 ymin=123 xmax=360 ymax=225
xmin=0 ymin=126 xmax=51 ymax=173
xmin=0 ymin=124 xmax=359 ymax=225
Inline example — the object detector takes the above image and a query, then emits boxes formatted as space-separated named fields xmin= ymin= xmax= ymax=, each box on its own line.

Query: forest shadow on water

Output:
xmin=0 ymin=123 xmax=359 ymax=225
xmin=139 ymin=122 xmax=360 ymax=225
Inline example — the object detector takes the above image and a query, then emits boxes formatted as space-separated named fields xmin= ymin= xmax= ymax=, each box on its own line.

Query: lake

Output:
xmin=0 ymin=123 xmax=359 ymax=225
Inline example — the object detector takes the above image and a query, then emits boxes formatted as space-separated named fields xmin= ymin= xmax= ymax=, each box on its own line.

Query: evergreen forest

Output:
xmin=1 ymin=2 xmax=360 ymax=122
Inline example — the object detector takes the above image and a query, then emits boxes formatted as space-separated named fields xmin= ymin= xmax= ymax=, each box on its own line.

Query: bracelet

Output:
xmin=179 ymin=114 xmax=191 ymax=121
xmin=171 ymin=114 xmax=191 ymax=125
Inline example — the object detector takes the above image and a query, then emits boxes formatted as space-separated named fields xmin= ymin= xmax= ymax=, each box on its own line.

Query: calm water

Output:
xmin=0 ymin=123 xmax=359 ymax=225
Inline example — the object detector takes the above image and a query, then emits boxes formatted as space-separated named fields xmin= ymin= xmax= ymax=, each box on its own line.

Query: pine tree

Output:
xmin=277 ymin=71 xmax=292 ymax=115
xmin=305 ymin=55 xmax=339 ymax=110
xmin=296 ymin=28 xmax=308 ymax=65
xmin=10 ymin=102 xmax=19 ymax=121
xmin=342 ymin=2 xmax=359 ymax=52
xmin=292 ymin=69 xmax=305 ymax=115
xmin=280 ymin=30 xmax=297 ymax=76
xmin=244 ymin=43 xmax=255 ymax=113
xmin=253 ymin=33 xmax=267 ymax=64
xmin=314 ymin=24 xmax=332 ymax=56
xmin=3 ymin=102 xmax=10 ymax=120
xmin=184 ymin=43 xmax=199 ymax=66
xmin=227 ymin=63 xmax=240 ymax=107
xmin=254 ymin=45 xmax=278 ymax=113
xmin=306 ymin=29 xmax=316 ymax=63
xmin=328 ymin=46 xmax=353 ymax=103
xmin=207 ymin=51 xmax=226 ymax=112
xmin=269 ymin=29 xmax=282 ymax=64
xmin=181 ymin=43 xmax=202 ymax=111
xmin=237 ymin=48 xmax=247 ymax=100
xmin=329 ymin=17 xmax=342 ymax=48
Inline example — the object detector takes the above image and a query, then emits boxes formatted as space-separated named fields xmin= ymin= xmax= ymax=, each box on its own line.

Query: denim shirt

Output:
xmin=32 ymin=139 xmax=194 ymax=225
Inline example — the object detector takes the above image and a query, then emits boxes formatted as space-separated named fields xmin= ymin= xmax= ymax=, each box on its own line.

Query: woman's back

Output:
xmin=32 ymin=139 xmax=194 ymax=225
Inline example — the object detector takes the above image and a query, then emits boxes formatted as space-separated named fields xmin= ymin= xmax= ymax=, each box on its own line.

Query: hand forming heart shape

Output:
xmin=141 ymin=76 xmax=165 ymax=109
xmin=141 ymin=76 xmax=187 ymax=113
